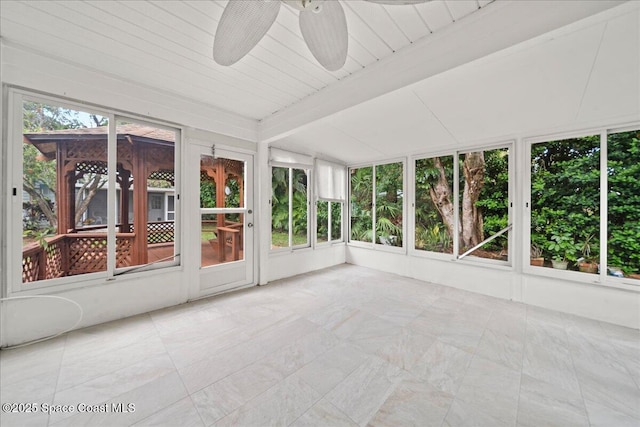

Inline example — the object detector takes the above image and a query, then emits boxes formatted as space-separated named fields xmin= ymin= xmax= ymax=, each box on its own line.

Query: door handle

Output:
xmin=247 ymin=223 xmax=253 ymax=228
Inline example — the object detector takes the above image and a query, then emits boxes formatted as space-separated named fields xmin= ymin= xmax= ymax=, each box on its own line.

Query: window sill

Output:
xmin=9 ymin=264 xmax=183 ymax=297
xmin=523 ymin=266 xmax=640 ymax=292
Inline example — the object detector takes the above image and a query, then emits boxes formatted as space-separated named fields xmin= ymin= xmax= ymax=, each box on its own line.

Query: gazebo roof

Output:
xmin=24 ymin=124 xmax=176 ymax=160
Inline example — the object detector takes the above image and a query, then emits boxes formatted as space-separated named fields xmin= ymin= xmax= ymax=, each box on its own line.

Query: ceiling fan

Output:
xmin=213 ymin=0 xmax=430 ymax=72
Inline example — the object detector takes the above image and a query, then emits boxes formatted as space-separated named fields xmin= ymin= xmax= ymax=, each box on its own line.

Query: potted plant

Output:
xmin=530 ymin=244 xmax=544 ymax=267
xmin=547 ymin=232 xmax=579 ymax=270
xmin=577 ymin=233 xmax=598 ymax=274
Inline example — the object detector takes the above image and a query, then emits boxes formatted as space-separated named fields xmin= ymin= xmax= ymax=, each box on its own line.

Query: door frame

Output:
xmin=185 ymin=141 xmax=257 ymax=300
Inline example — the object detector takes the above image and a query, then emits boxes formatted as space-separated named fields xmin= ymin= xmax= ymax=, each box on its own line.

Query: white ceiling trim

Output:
xmin=259 ymin=0 xmax=626 ymax=143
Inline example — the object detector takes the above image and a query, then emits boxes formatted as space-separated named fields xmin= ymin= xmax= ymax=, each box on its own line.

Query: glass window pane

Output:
xmin=375 ymin=162 xmax=403 ymax=247
xmin=118 ymin=120 xmax=177 ymax=269
xmin=608 ymin=130 xmax=640 ymax=281
xmin=317 ymin=201 xmax=329 ymax=243
xmin=22 ymin=101 xmax=108 ymax=283
xmin=330 ymin=202 xmax=342 ymax=241
xmin=458 ymin=148 xmax=509 ymax=261
xmin=350 ymin=167 xmax=373 ymax=242
xmin=415 ymin=156 xmax=454 ymax=253
xmin=292 ymin=169 xmax=308 ymax=247
xmin=271 ymin=167 xmax=289 ymax=249
xmin=201 ymin=213 xmax=245 ymax=267
xmin=531 ymin=137 xmax=599 ymax=271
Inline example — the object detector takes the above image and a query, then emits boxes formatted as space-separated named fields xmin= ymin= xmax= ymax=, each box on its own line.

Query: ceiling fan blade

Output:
xmin=364 ymin=0 xmax=431 ymax=4
xmin=213 ymin=0 xmax=281 ymax=66
xmin=299 ymin=1 xmax=348 ymax=71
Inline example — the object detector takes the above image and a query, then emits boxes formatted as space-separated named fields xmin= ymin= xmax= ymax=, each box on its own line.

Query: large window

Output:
xmin=271 ymin=167 xmax=309 ymax=249
xmin=414 ymin=147 xmax=511 ymax=262
xmin=529 ymin=129 xmax=639 ymax=283
xmin=350 ymin=162 xmax=403 ymax=247
xmin=17 ymin=95 xmax=179 ymax=288
xmin=531 ymin=136 xmax=599 ymax=272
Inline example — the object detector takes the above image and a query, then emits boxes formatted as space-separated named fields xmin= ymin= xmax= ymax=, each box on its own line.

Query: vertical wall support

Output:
xmin=258 ymin=143 xmax=270 ymax=285
xmin=599 ymin=130 xmax=608 ymax=283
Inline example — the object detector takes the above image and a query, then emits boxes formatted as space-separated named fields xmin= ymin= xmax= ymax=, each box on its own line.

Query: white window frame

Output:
xmin=315 ymin=200 xmax=344 ymax=246
xmin=6 ymin=89 xmax=182 ymax=295
xmin=408 ymin=142 xmax=514 ymax=268
xmin=524 ymin=125 xmax=640 ymax=289
xmin=348 ymin=157 xmax=407 ymax=254
xmin=409 ymin=150 xmax=457 ymax=262
xmin=269 ymin=165 xmax=311 ymax=252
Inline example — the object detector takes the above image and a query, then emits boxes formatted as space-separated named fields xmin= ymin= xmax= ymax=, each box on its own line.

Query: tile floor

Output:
xmin=1 ymin=264 xmax=639 ymax=426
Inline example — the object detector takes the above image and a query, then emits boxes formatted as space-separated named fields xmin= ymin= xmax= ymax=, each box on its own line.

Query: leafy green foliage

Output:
xmin=607 ymin=130 xmax=640 ymax=275
xmin=350 ymin=166 xmax=373 ymax=242
xmin=317 ymin=201 xmax=329 ymax=243
xmin=350 ymin=163 xmax=403 ymax=246
xmin=547 ymin=232 xmax=581 ymax=262
xmin=375 ymin=162 xmax=403 ymax=246
xmin=531 ymin=136 xmax=600 ymax=268
xmin=476 ymin=149 xmax=509 ymax=252
xmin=415 ymin=157 xmax=453 ymax=252
xmin=531 ymin=131 xmax=640 ymax=276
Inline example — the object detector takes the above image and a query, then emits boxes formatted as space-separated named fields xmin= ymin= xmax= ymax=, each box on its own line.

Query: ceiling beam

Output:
xmin=259 ymin=0 xmax=626 ymax=143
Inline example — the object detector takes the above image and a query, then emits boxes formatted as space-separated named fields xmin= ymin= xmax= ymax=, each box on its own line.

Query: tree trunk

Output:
xmin=23 ymin=183 xmax=57 ymax=227
xmin=74 ymin=174 xmax=105 ymax=225
xmin=428 ymin=157 xmax=459 ymax=242
xmin=462 ymin=152 xmax=485 ymax=248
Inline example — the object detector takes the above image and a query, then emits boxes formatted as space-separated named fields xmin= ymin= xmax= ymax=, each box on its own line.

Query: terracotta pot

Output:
xmin=530 ymin=257 xmax=545 ymax=267
xmin=628 ymin=273 xmax=640 ymax=280
xmin=578 ymin=262 xmax=598 ymax=274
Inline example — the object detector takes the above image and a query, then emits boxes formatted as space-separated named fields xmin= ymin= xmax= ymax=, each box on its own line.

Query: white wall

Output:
xmin=268 ymin=245 xmax=346 ymax=283
xmin=347 ymin=246 xmax=640 ymax=329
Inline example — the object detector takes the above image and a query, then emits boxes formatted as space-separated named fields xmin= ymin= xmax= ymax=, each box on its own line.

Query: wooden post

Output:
xmin=118 ymin=168 xmax=131 ymax=233
xmin=56 ymin=145 xmax=69 ymax=235
xmin=67 ymin=172 xmax=76 ymax=232
xmin=132 ymin=142 xmax=148 ymax=265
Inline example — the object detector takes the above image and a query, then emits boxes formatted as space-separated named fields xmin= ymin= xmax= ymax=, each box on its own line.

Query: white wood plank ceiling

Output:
xmin=0 ymin=0 xmax=492 ymax=121
xmin=272 ymin=3 xmax=640 ymax=164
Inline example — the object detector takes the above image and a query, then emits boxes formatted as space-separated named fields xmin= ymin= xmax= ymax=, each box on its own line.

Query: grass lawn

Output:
xmin=271 ymin=232 xmax=307 ymax=248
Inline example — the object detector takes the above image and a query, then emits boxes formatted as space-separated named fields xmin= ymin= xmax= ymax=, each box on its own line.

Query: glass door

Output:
xmin=198 ymin=146 xmax=254 ymax=295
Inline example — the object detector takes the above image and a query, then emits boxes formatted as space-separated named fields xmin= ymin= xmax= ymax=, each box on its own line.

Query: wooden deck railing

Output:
xmin=22 ymin=221 xmax=177 ymax=283
xmin=22 ymin=233 xmax=136 ymax=283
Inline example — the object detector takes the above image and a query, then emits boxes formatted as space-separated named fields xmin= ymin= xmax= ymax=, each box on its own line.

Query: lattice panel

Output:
xmin=116 ymin=237 xmax=132 ymax=267
xmin=223 ymin=159 xmax=244 ymax=177
xmin=147 ymin=221 xmax=174 ymax=244
xmin=22 ymin=253 xmax=40 ymax=283
xmin=66 ymin=141 xmax=107 ymax=160
xmin=44 ymin=241 xmax=64 ymax=279
xmin=148 ymin=169 xmax=174 ymax=184
xmin=200 ymin=170 xmax=215 ymax=183
xmin=67 ymin=236 xmax=108 ymax=275
xmin=76 ymin=161 xmax=107 ymax=175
